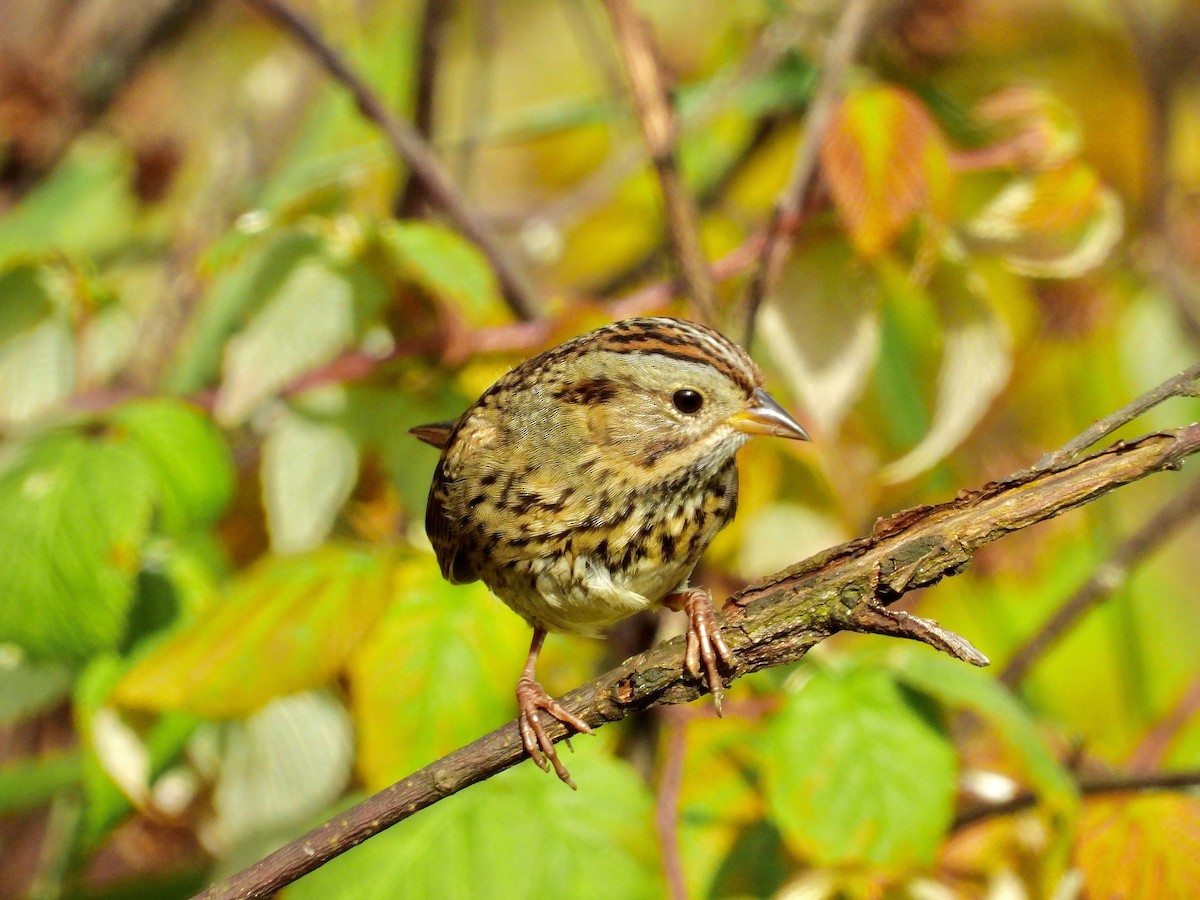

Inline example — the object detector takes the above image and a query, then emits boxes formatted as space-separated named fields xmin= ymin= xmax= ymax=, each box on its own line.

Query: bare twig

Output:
xmin=393 ymin=0 xmax=452 ymax=218
xmin=740 ymin=0 xmax=877 ymax=347
xmin=590 ymin=114 xmax=791 ymax=300
xmin=196 ymin=418 xmax=1200 ymax=900
xmin=602 ymin=0 xmax=717 ymax=323
xmin=453 ymin=0 xmax=499 ymax=192
xmin=1022 ymin=361 xmax=1200 ymax=476
xmin=241 ymin=0 xmax=543 ymax=321
xmin=654 ymin=708 xmax=689 ymax=900
xmin=954 ymin=768 xmax=1200 ymax=830
xmin=999 ymin=476 xmax=1200 ymax=687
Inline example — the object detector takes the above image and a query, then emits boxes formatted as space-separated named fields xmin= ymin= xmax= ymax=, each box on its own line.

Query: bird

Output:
xmin=412 ymin=316 xmax=809 ymax=786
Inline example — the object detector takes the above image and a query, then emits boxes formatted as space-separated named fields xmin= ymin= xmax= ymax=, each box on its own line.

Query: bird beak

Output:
xmin=728 ymin=388 xmax=810 ymax=441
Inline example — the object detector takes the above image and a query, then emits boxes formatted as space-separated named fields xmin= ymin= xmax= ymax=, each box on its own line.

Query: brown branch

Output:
xmin=602 ymin=0 xmax=717 ymax=323
xmin=740 ymin=0 xmax=877 ymax=347
xmin=241 ymin=0 xmax=543 ymax=321
xmin=954 ymin=768 xmax=1200 ymax=830
xmin=196 ymin=420 xmax=1200 ymax=900
xmin=452 ymin=0 xmax=499 ymax=192
xmin=392 ymin=0 xmax=452 ymax=218
xmin=1023 ymin=361 xmax=1200 ymax=475
xmin=999 ymin=475 xmax=1200 ymax=687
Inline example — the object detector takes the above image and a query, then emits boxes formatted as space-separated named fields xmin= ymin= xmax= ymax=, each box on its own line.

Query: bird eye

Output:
xmin=672 ymin=389 xmax=704 ymax=414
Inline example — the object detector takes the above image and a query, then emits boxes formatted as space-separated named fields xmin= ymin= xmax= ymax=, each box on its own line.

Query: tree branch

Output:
xmin=954 ymin=768 xmax=1200 ymax=830
xmin=602 ymin=0 xmax=717 ymax=323
xmin=241 ymin=0 xmax=543 ymax=321
xmin=999 ymin=475 xmax=1200 ymax=687
xmin=197 ymin=419 xmax=1200 ymax=900
xmin=740 ymin=0 xmax=878 ymax=347
xmin=392 ymin=0 xmax=452 ymax=218
xmin=1022 ymin=360 xmax=1200 ymax=475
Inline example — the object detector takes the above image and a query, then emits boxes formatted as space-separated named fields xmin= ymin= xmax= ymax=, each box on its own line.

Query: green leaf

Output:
xmin=0 ymin=263 xmax=75 ymax=426
xmin=347 ymin=560 xmax=528 ymax=788
xmin=0 ymin=655 xmax=73 ymax=723
xmin=114 ymin=547 xmax=396 ymax=716
xmin=888 ymin=650 xmax=1078 ymax=816
xmin=0 ymin=434 xmax=155 ymax=660
xmin=75 ymin=655 xmax=200 ymax=849
xmin=288 ymin=750 xmax=661 ymax=900
xmin=170 ymin=230 xmax=324 ymax=393
xmin=262 ymin=408 xmax=358 ymax=554
xmin=0 ymin=137 xmax=137 ymax=267
xmin=379 ymin=221 xmax=499 ymax=319
xmin=762 ymin=663 xmax=957 ymax=869
xmin=0 ymin=263 xmax=56 ymax=341
xmin=880 ymin=264 xmax=1012 ymax=483
xmin=0 ymin=752 xmax=84 ymax=815
xmin=214 ymin=254 xmax=375 ymax=425
xmin=109 ymin=399 xmax=235 ymax=534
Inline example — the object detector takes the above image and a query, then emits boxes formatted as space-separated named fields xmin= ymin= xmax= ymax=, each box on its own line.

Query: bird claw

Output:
xmin=668 ymin=589 xmax=734 ymax=715
xmin=516 ymin=676 xmax=592 ymax=789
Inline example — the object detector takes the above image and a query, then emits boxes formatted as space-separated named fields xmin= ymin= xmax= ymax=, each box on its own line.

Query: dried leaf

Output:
xmin=962 ymin=163 xmax=1123 ymax=278
xmin=822 ymin=85 xmax=952 ymax=257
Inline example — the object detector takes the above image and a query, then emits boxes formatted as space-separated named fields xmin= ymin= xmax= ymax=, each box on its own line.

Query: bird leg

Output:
xmin=664 ymin=588 xmax=734 ymax=716
xmin=516 ymin=627 xmax=593 ymax=789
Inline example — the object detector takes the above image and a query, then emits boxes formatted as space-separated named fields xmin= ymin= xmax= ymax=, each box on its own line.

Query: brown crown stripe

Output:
xmin=585 ymin=318 xmax=760 ymax=394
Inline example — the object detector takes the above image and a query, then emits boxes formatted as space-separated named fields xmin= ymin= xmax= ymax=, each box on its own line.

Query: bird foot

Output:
xmin=665 ymin=588 xmax=734 ymax=715
xmin=516 ymin=676 xmax=593 ymax=789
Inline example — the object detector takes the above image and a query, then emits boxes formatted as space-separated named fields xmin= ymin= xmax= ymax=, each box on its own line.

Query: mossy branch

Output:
xmin=198 ymin=416 xmax=1200 ymax=900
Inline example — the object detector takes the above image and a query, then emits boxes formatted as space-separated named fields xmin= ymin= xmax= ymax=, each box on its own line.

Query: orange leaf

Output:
xmin=821 ymin=84 xmax=951 ymax=258
xmin=1075 ymin=793 xmax=1200 ymax=898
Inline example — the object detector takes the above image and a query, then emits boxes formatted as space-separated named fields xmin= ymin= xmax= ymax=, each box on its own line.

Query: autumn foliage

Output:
xmin=2 ymin=1 xmax=1200 ymax=897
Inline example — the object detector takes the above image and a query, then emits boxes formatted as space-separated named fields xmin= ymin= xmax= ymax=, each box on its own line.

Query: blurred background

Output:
xmin=2 ymin=0 xmax=1200 ymax=896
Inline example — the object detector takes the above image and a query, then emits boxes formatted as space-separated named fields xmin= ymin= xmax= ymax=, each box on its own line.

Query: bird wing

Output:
xmin=425 ymin=461 xmax=479 ymax=585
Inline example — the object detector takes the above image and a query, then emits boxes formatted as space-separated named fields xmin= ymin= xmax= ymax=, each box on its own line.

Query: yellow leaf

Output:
xmin=115 ymin=547 xmax=398 ymax=717
xmin=1075 ymin=793 xmax=1200 ymax=898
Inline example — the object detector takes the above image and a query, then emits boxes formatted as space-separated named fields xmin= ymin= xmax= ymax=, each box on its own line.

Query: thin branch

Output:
xmin=393 ymin=0 xmax=453 ymax=218
xmin=740 ymin=0 xmax=877 ymax=348
xmin=590 ymin=113 xmax=792 ymax=300
xmin=241 ymin=0 xmax=543 ymax=321
xmin=999 ymin=475 xmax=1200 ymax=687
xmin=601 ymin=0 xmax=717 ymax=323
xmin=453 ymin=0 xmax=499 ymax=192
xmin=1023 ymin=361 xmax=1200 ymax=475
xmin=954 ymin=768 xmax=1200 ymax=830
xmin=197 ymin=418 xmax=1200 ymax=900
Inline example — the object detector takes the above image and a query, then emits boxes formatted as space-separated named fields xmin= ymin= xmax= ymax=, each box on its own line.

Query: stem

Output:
xmin=241 ymin=0 xmax=543 ymax=321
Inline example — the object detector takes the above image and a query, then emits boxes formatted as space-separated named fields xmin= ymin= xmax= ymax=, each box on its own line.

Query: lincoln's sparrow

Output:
xmin=413 ymin=317 xmax=809 ymax=786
